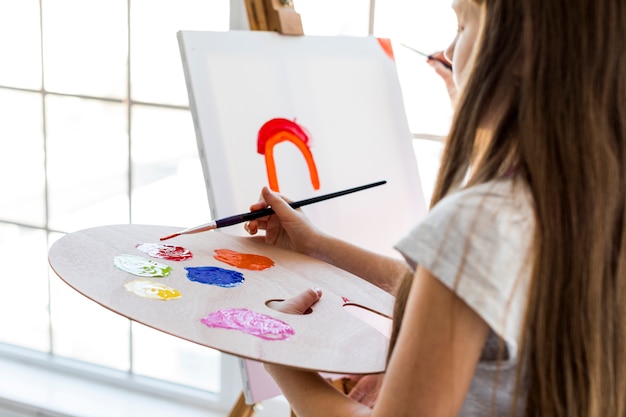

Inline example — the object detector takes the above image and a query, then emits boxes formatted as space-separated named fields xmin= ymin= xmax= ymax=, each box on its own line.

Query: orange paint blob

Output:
xmin=214 ymin=249 xmax=275 ymax=271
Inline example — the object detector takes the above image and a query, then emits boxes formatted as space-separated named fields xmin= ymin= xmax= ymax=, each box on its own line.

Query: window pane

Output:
xmin=49 ymin=277 xmax=131 ymax=370
xmin=0 ymin=225 xmax=50 ymax=352
xmin=130 ymin=105 xmax=209 ymax=227
xmin=46 ymin=96 xmax=129 ymax=232
xmin=130 ymin=0 xmax=230 ymax=105
xmin=373 ymin=0 xmax=456 ymax=50
xmin=374 ymin=0 xmax=456 ymax=135
xmin=412 ymin=138 xmax=444 ymax=203
xmin=132 ymin=323 xmax=221 ymax=393
xmin=394 ymin=46 xmax=453 ymax=135
xmin=297 ymin=0 xmax=370 ymax=36
xmin=0 ymin=0 xmax=42 ymax=89
xmin=42 ymin=0 xmax=127 ymax=98
xmin=0 ymin=90 xmax=46 ymax=227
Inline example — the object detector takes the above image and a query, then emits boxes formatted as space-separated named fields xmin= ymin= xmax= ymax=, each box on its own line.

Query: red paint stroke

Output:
xmin=214 ymin=248 xmax=274 ymax=271
xmin=342 ymin=296 xmax=350 ymax=304
xmin=200 ymin=308 xmax=295 ymax=340
xmin=257 ymin=118 xmax=320 ymax=192
xmin=135 ymin=243 xmax=193 ymax=261
xmin=376 ymin=38 xmax=395 ymax=61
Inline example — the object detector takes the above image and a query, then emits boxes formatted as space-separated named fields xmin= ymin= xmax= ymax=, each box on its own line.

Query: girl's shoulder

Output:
xmin=395 ymin=177 xmax=535 ymax=351
xmin=439 ymin=177 xmax=533 ymax=218
xmin=419 ymin=177 xmax=535 ymax=243
xmin=397 ymin=177 xmax=535 ymax=276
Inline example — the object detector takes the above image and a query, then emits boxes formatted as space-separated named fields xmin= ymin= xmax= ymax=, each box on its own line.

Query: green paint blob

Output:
xmin=114 ymin=254 xmax=172 ymax=277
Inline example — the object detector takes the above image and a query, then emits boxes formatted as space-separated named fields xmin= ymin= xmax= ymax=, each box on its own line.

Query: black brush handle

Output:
xmin=215 ymin=180 xmax=387 ymax=229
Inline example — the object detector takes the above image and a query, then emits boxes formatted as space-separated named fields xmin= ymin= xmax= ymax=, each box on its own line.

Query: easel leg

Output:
xmin=244 ymin=0 xmax=303 ymax=35
xmin=228 ymin=391 xmax=298 ymax=417
xmin=228 ymin=392 xmax=259 ymax=417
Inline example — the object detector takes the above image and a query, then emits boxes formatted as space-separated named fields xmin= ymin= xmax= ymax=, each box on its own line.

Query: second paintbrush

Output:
xmin=400 ymin=43 xmax=453 ymax=71
xmin=160 ymin=180 xmax=387 ymax=241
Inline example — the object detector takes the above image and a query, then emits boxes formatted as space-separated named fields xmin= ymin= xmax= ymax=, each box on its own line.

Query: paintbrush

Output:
xmin=400 ymin=43 xmax=453 ymax=71
xmin=159 ymin=180 xmax=387 ymax=241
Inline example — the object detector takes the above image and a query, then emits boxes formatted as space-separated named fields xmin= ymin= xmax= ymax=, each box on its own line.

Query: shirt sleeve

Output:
xmin=394 ymin=180 xmax=534 ymax=358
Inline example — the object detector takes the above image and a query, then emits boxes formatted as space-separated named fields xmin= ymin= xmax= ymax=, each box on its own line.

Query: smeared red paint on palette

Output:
xmin=135 ymin=243 xmax=192 ymax=261
xmin=201 ymin=308 xmax=295 ymax=340
xmin=214 ymin=248 xmax=274 ymax=271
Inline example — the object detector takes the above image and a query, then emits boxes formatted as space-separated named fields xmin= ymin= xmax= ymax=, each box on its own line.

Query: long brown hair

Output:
xmin=390 ymin=0 xmax=626 ymax=416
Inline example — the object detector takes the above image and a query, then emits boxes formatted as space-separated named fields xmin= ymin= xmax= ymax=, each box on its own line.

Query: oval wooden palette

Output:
xmin=48 ymin=224 xmax=394 ymax=375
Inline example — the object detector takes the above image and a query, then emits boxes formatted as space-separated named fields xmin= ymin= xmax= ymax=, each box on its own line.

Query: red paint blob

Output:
xmin=256 ymin=118 xmax=311 ymax=154
xmin=136 ymin=243 xmax=193 ymax=261
xmin=214 ymin=248 xmax=274 ymax=271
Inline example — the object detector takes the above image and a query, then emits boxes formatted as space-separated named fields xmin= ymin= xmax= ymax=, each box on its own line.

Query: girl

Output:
xmin=246 ymin=0 xmax=626 ymax=415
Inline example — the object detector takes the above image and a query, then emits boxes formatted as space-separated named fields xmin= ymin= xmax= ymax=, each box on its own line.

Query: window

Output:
xmin=1 ymin=0 xmax=230 ymax=405
xmin=0 ymin=0 xmax=452 ymax=412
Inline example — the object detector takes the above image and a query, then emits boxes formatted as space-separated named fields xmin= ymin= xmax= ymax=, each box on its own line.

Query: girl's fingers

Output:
xmin=244 ymin=221 xmax=257 ymax=235
xmin=261 ymin=187 xmax=296 ymax=216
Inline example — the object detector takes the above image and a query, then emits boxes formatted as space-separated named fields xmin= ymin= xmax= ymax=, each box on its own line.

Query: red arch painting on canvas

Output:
xmin=257 ymin=118 xmax=320 ymax=192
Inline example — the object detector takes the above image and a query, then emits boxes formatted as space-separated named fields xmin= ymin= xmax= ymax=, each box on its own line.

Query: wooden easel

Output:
xmin=227 ymin=393 xmax=265 ymax=417
xmin=228 ymin=379 xmax=356 ymax=417
xmin=244 ymin=0 xmax=304 ymax=35
xmin=226 ymin=4 xmax=302 ymax=416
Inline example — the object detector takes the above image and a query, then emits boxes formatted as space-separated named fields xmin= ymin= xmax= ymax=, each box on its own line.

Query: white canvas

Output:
xmin=178 ymin=30 xmax=426 ymax=257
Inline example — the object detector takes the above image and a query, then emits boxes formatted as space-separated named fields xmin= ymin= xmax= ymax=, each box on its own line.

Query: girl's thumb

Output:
xmin=262 ymin=187 xmax=294 ymax=216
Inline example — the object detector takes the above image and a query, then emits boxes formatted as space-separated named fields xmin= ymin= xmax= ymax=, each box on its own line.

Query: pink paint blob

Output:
xmin=135 ymin=243 xmax=192 ymax=261
xmin=200 ymin=308 xmax=295 ymax=341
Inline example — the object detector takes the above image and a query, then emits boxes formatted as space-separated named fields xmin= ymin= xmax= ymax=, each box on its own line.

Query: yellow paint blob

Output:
xmin=124 ymin=279 xmax=181 ymax=300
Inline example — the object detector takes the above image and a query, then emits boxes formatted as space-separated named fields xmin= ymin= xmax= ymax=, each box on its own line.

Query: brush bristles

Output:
xmin=159 ymin=233 xmax=179 ymax=241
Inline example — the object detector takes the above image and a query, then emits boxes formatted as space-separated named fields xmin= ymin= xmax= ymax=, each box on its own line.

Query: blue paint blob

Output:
xmin=185 ymin=266 xmax=245 ymax=288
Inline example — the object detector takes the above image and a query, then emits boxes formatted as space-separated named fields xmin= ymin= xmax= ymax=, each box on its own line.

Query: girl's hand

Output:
xmin=427 ymin=51 xmax=456 ymax=103
xmin=245 ymin=187 xmax=323 ymax=256
xmin=268 ymin=288 xmax=382 ymax=409
xmin=266 ymin=289 xmax=383 ymax=409
xmin=347 ymin=374 xmax=382 ymax=408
